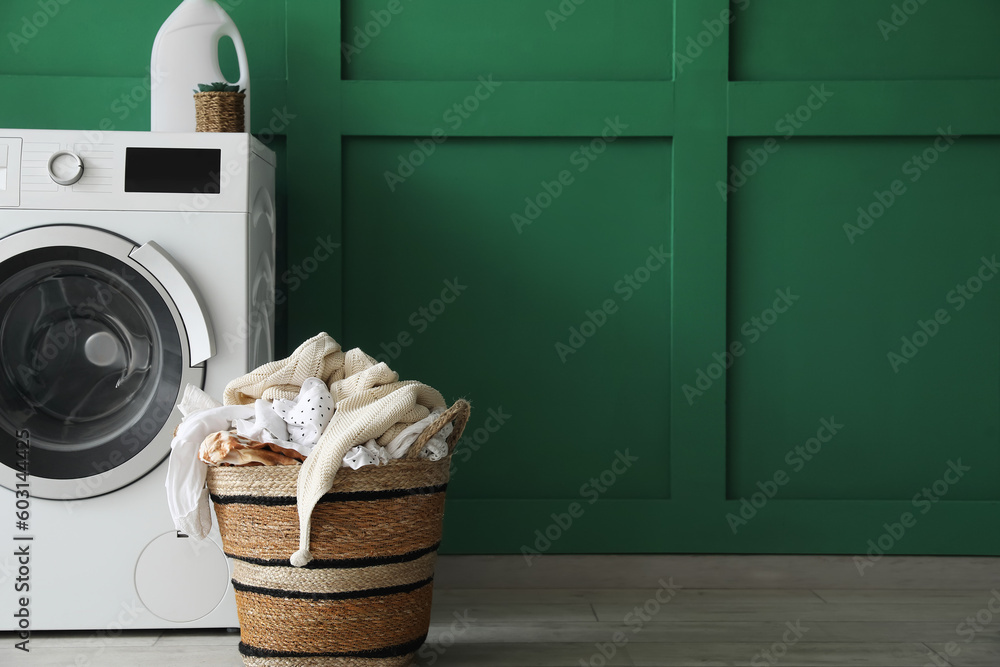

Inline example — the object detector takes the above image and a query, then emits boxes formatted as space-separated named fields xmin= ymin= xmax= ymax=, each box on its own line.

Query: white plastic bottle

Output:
xmin=150 ymin=0 xmax=250 ymax=132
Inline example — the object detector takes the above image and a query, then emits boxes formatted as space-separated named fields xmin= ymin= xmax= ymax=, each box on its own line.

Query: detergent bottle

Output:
xmin=150 ymin=0 xmax=250 ymax=132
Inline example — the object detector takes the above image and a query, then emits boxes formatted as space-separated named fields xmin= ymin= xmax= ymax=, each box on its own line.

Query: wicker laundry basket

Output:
xmin=206 ymin=400 xmax=471 ymax=667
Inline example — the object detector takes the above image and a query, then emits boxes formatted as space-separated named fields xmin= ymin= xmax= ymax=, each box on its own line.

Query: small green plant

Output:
xmin=193 ymin=82 xmax=245 ymax=94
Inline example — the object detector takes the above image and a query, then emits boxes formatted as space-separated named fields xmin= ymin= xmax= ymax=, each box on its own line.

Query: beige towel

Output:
xmin=223 ymin=333 xmax=445 ymax=567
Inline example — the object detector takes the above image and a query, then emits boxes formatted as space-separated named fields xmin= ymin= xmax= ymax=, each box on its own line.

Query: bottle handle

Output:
xmin=220 ymin=23 xmax=251 ymax=130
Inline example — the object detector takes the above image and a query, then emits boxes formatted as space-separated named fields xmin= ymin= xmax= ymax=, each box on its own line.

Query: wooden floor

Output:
xmin=3 ymin=587 xmax=999 ymax=666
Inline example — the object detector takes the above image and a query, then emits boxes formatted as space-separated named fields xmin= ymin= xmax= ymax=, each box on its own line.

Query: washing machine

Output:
xmin=0 ymin=129 xmax=275 ymax=630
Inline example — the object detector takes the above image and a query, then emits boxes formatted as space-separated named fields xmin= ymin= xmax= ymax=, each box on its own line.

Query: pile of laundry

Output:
xmin=179 ymin=376 xmax=451 ymax=469
xmin=165 ymin=333 xmax=453 ymax=565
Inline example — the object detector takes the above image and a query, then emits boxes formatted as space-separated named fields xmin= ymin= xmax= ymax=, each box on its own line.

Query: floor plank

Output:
xmin=0 ymin=644 xmax=244 ymax=666
xmin=925 ymin=642 xmax=1000 ymax=666
xmin=412 ymin=642 xmax=634 ymax=666
xmin=592 ymin=602 xmax=985 ymax=624
xmin=815 ymin=590 xmax=1000 ymax=605
xmin=1 ymin=630 xmax=161 ymax=648
xmin=430 ymin=602 xmax=597 ymax=623
xmin=626 ymin=642 xmax=936 ymax=666
xmin=813 ymin=622 xmax=1000 ymax=643
xmin=152 ymin=629 xmax=242 ymax=647
xmin=423 ymin=619 xmax=1000 ymax=645
xmin=426 ymin=620 xmax=837 ymax=644
xmin=432 ymin=588 xmax=825 ymax=606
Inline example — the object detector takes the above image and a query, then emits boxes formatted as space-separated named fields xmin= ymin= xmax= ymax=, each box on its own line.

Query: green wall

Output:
xmin=3 ymin=0 xmax=999 ymax=556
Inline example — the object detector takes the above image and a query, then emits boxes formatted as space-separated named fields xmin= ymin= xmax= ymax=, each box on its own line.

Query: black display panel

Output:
xmin=125 ymin=147 xmax=222 ymax=194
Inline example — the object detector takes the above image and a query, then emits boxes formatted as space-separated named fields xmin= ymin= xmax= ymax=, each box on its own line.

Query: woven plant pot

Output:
xmin=206 ymin=400 xmax=471 ymax=667
xmin=194 ymin=91 xmax=246 ymax=132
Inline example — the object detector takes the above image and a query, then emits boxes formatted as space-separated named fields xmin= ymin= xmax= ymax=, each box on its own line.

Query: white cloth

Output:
xmin=231 ymin=377 xmax=334 ymax=460
xmin=177 ymin=385 xmax=222 ymax=418
xmin=165 ymin=391 xmax=254 ymax=539
xmin=419 ymin=434 xmax=451 ymax=462
xmin=384 ymin=408 xmax=453 ymax=461
xmin=166 ymin=378 xmax=337 ymax=538
xmin=342 ymin=439 xmax=390 ymax=469
xmin=234 ymin=399 xmax=291 ymax=445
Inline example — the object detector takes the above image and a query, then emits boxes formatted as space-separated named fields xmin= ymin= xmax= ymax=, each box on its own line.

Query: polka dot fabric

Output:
xmin=272 ymin=377 xmax=335 ymax=446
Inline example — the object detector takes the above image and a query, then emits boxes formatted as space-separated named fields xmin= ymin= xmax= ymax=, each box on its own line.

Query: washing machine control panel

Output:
xmin=0 ymin=129 xmax=275 ymax=214
xmin=0 ymin=138 xmax=21 ymax=207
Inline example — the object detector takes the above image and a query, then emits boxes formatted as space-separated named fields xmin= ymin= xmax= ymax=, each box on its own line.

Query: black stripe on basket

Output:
xmin=232 ymin=575 xmax=432 ymax=601
xmin=239 ymin=634 xmax=427 ymax=659
xmin=224 ymin=541 xmax=440 ymax=569
xmin=210 ymin=483 xmax=448 ymax=506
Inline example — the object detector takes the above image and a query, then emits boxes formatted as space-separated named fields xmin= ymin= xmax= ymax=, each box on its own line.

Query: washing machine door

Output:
xmin=0 ymin=225 xmax=214 ymax=499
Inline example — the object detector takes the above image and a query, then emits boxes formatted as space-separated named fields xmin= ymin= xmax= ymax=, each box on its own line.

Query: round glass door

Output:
xmin=0 ymin=227 xmax=210 ymax=499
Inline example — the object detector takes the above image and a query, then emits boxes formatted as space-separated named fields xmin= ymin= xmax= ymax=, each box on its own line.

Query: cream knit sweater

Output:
xmin=223 ymin=333 xmax=446 ymax=566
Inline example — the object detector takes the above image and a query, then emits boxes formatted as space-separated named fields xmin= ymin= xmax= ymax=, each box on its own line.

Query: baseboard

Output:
xmin=434 ymin=554 xmax=999 ymax=589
